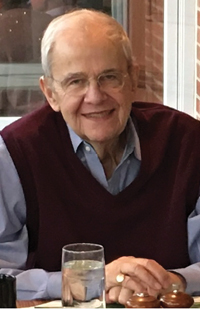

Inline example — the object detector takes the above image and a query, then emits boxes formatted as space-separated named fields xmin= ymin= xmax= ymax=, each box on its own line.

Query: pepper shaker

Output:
xmin=125 ymin=292 xmax=160 ymax=308
xmin=159 ymin=283 xmax=194 ymax=308
xmin=0 ymin=274 xmax=16 ymax=308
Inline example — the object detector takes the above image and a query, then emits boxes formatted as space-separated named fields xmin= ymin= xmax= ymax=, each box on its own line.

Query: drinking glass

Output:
xmin=62 ymin=243 xmax=106 ymax=308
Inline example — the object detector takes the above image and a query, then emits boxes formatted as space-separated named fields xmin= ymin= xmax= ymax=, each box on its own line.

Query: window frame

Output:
xmin=163 ymin=0 xmax=196 ymax=117
xmin=0 ymin=0 xmax=128 ymax=129
xmin=0 ymin=0 xmax=196 ymax=129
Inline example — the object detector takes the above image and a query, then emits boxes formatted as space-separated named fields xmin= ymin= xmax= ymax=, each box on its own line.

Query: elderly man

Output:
xmin=0 ymin=9 xmax=200 ymax=305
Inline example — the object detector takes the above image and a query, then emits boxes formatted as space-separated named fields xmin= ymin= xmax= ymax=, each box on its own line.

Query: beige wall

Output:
xmin=128 ymin=0 xmax=164 ymax=104
xmin=129 ymin=0 xmax=200 ymax=120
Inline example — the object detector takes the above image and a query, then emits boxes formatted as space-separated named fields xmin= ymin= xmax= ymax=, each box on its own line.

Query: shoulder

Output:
xmin=0 ymin=135 xmax=23 ymax=193
xmin=132 ymin=102 xmax=200 ymax=132
xmin=1 ymin=104 xmax=56 ymax=142
xmin=132 ymin=101 xmax=194 ymax=118
xmin=0 ymin=104 xmax=69 ymax=161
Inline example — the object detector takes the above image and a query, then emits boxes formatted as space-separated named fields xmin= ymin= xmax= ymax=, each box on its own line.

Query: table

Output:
xmin=16 ymin=300 xmax=124 ymax=308
xmin=16 ymin=298 xmax=200 ymax=308
xmin=17 ymin=300 xmax=50 ymax=308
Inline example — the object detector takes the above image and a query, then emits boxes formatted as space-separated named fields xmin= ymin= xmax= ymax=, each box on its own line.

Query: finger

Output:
xmin=105 ymin=291 xmax=113 ymax=304
xmin=108 ymin=286 xmax=121 ymax=303
xmin=117 ymin=287 xmax=134 ymax=305
xmin=105 ymin=257 xmax=149 ymax=290
xmin=122 ymin=275 xmax=147 ymax=293
xmin=105 ymin=256 xmax=170 ymax=292
xmin=120 ymin=259 xmax=170 ymax=289
xmin=121 ymin=262 xmax=163 ymax=290
xmin=136 ymin=259 xmax=171 ymax=288
xmin=146 ymin=286 xmax=161 ymax=297
xmin=105 ymin=256 xmax=138 ymax=289
xmin=124 ymin=278 xmax=160 ymax=297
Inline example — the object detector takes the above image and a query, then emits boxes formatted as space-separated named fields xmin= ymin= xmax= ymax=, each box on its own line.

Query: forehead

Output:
xmin=51 ymin=30 xmax=127 ymax=76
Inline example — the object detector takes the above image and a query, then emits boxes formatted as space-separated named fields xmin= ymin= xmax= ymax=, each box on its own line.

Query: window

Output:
xmin=0 ymin=0 xmax=116 ymax=128
xmin=0 ymin=0 xmax=196 ymax=130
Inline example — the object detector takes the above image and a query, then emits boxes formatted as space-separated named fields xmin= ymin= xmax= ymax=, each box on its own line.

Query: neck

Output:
xmin=88 ymin=131 xmax=127 ymax=180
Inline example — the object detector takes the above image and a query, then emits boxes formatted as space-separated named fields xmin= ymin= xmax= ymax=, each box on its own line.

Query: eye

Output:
xmin=101 ymin=73 xmax=118 ymax=81
xmin=68 ymin=78 xmax=86 ymax=87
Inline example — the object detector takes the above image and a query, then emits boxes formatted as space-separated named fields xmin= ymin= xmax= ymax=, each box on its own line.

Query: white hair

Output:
xmin=41 ymin=9 xmax=133 ymax=77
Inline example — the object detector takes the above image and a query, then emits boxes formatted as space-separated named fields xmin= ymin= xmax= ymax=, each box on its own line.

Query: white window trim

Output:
xmin=0 ymin=117 xmax=20 ymax=130
xmin=0 ymin=63 xmax=43 ymax=130
xmin=163 ymin=0 xmax=196 ymax=117
xmin=111 ymin=0 xmax=128 ymax=33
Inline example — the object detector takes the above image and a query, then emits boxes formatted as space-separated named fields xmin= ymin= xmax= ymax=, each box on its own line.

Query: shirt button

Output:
xmin=85 ymin=145 xmax=91 ymax=152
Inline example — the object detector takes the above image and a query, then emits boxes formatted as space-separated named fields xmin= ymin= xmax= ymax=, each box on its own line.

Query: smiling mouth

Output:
xmin=83 ymin=109 xmax=114 ymax=119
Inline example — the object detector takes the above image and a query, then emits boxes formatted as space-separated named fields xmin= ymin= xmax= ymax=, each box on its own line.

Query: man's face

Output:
xmin=42 ymin=34 xmax=136 ymax=144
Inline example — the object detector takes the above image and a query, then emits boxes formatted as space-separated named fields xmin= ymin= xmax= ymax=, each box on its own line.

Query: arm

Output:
xmin=175 ymin=195 xmax=200 ymax=295
xmin=105 ymin=197 xmax=200 ymax=305
xmin=187 ymin=196 xmax=200 ymax=264
xmin=0 ymin=268 xmax=61 ymax=300
xmin=0 ymin=136 xmax=61 ymax=300
xmin=105 ymin=257 xmax=183 ymax=305
xmin=157 ymin=197 xmax=200 ymax=295
xmin=163 ymin=196 xmax=200 ymax=295
xmin=172 ymin=263 xmax=200 ymax=295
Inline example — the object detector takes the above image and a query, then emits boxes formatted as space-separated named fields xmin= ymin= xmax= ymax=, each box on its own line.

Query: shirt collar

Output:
xmin=128 ymin=118 xmax=141 ymax=160
xmin=67 ymin=118 xmax=141 ymax=161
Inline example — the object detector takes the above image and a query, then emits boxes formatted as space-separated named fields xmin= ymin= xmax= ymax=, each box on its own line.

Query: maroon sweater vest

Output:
xmin=1 ymin=102 xmax=200 ymax=271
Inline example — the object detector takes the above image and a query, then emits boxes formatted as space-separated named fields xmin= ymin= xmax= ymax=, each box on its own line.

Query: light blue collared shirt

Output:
xmin=0 ymin=119 xmax=200 ymax=300
xmin=67 ymin=118 xmax=141 ymax=195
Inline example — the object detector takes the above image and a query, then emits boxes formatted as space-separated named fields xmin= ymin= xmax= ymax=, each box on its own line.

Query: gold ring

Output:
xmin=116 ymin=273 xmax=125 ymax=283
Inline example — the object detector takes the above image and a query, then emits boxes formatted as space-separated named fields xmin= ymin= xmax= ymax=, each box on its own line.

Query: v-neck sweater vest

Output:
xmin=1 ymin=102 xmax=200 ymax=271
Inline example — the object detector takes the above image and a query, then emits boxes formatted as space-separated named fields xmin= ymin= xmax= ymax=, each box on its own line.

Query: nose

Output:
xmin=83 ymin=80 xmax=107 ymax=104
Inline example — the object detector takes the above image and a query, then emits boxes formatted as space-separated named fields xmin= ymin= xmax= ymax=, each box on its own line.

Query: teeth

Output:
xmin=85 ymin=111 xmax=110 ymax=118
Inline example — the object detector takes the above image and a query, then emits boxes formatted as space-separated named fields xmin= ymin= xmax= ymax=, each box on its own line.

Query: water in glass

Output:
xmin=62 ymin=259 xmax=105 ymax=308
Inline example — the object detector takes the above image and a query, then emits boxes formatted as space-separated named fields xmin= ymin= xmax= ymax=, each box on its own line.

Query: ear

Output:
xmin=39 ymin=76 xmax=60 ymax=112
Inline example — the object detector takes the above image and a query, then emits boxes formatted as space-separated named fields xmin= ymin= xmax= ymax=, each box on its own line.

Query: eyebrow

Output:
xmin=101 ymin=69 xmax=121 ymax=74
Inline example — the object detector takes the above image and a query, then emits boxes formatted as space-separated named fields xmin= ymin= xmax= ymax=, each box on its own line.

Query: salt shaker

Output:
xmin=159 ymin=283 xmax=194 ymax=308
xmin=0 ymin=274 xmax=16 ymax=308
xmin=125 ymin=292 xmax=160 ymax=308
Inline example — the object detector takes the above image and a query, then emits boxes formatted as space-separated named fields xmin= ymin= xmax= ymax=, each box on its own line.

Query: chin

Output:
xmin=82 ymin=125 xmax=121 ymax=143
xmin=86 ymin=133 xmax=117 ymax=144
